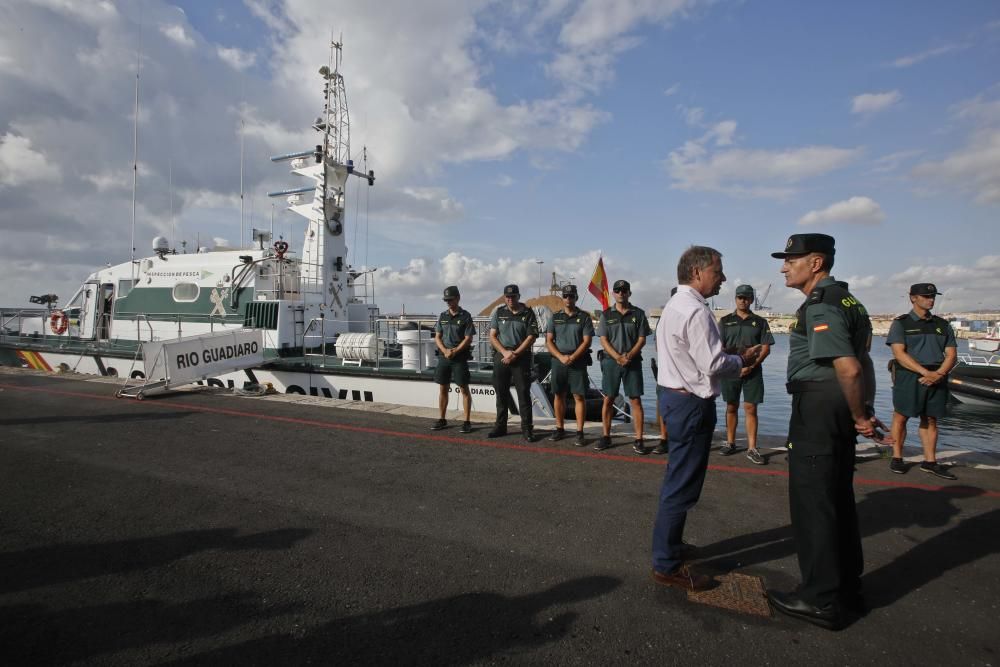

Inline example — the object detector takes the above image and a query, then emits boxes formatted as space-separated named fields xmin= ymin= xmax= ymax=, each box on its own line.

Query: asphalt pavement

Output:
xmin=0 ymin=370 xmax=997 ymax=665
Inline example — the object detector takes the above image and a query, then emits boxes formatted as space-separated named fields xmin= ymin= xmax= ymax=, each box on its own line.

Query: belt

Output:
xmin=786 ymin=380 xmax=837 ymax=394
xmin=659 ymin=385 xmax=716 ymax=400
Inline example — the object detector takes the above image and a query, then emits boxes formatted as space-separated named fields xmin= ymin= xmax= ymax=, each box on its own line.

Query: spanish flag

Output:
xmin=588 ymin=256 xmax=610 ymax=310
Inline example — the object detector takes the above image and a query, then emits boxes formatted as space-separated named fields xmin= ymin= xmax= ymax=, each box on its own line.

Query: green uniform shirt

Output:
xmin=787 ymin=277 xmax=872 ymax=382
xmin=546 ymin=308 xmax=595 ymax=354
xmin=886 ymin=310 xmax=956 ymax=365
xmin=596 ymin=305 xmax=652 ymax=356
xmin=719 ymin=311 xmax=776 ymax=351
xmin=435 ymin=307 xmax=475 ymax=349
xmin=489 ymin=305 xmax=539 ymax=349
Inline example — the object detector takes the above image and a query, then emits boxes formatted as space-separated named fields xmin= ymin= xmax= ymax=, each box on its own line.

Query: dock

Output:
xmin=0 ymin=367 xmax=997 ymax=665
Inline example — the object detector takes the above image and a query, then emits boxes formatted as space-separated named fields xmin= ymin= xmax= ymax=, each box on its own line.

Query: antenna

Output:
xmin=239 ymin=115 xmax=245 ymax=248
xmin=168 ymin=157 xmax=173 ymax=249
xmin=130 ymin=10 xmax=142 ymax=270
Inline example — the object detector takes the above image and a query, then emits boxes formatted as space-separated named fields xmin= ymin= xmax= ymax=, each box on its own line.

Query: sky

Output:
xmin=1 ymin=0 xmax=998 ymax=316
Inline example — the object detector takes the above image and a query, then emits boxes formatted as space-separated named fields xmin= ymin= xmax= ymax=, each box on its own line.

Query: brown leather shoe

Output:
xmin=651 ymin=565 xmax=715 ymax=592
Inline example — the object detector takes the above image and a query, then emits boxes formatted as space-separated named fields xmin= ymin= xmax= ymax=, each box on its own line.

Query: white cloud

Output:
xmin=0 ymin=133 xmax=61 ymax=186
xmin=798 ymin=196 xmax=886 ymax=227
xmin=25 ymin=0 xmax=118 ymax=26
xmin=663 ymin=82 xmax=680 ymax=96
xmin=912 ymin=129 xmax=1000 ymax=204
xmin=494 ymin=174 xmax=514 ymax=187
xmin=885 ymin=255 xmax=1000 ymax=311
xmin=217 ymin=46 xmax=257 ymax=71
xmin=668 ymin=140 xmax=861 ymax=199
xmin=889 ymin=44 xmax=964 ymax=68
xmin=851 ymin=90 xmax=902 ymax=115
xmin=160 ymin=24 xmax=195 ymax=49
xmin=842 ymin=275 xmax=879 ymax=289
xmin=871 ymin=149 xmax=923 ymax=173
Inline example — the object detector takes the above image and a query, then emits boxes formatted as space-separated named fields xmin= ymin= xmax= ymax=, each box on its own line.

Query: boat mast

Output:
xmin=130 ymin=19 xmax=142 ymax=273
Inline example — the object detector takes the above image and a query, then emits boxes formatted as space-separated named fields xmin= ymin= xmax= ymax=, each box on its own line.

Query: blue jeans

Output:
xmin=651 ymin=389 xmax=717 ymax=573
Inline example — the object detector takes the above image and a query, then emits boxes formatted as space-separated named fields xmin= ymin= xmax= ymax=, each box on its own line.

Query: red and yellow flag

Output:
xmin=588 ymin=256 xmax=610 ymax=310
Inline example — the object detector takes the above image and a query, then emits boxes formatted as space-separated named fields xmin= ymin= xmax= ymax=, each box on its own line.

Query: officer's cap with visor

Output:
xmin=735 ymin=284 xmax=755 ymax=298
xmin=503 ymin=284 xmax=520 ymax=298
xmin=613 ymin=279 xmax=631 ymax=292
xmin=771 ymin=233 xmax=836 ymax=259
xmin=442 ymin=285 xmax=460 ymax=300
xmin=561 ymin=284 xmax=579 ymax=298
xmin=910 ymin=283 xmax=942 ymax=296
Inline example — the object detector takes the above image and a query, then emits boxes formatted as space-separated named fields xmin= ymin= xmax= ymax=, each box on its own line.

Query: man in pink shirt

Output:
xmin=650 ymin=246 xmax=760 ymax=591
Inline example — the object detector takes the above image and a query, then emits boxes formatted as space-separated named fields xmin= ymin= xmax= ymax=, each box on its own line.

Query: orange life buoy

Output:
xmin=49 ymin=310 xmax=68 ymax=335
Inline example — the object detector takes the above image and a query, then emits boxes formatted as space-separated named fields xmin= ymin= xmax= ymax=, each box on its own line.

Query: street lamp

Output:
xmin=536 ymin=260 xmax=544 ymax=298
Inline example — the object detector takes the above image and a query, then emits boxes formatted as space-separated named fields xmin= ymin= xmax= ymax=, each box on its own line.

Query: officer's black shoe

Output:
xmin=920 ymin=461 xmax=957 ymax=480
xmin=522 ymin=426 xmax=535 ymax=443
xmin=766 ymin=590 xmax=845 ymax=631
xmin=574 ymin=431 xmax=586 ymax=447
xmin=842 ymin=591 xmax=868 ymax=616
xmin=430 ymin=419 xmax=447 ymax=431
xmin=633 ymin=440 xmax=649 ymax=455
xmin=487 ymin=426 xmax=507 ymax=438
xmin=594 ymin=435 xmax=612 ymax=451
xmin=460 ymin=421 xmax=473 ymax=434
xmin=548 ymin=428 xmax=566 ymax=442
xmin=652 ymin=439 xmax=668 ymax=455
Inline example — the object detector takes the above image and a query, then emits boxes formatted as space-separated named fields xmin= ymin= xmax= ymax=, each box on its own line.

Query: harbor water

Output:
xmin=590 ymin=336 xmax=1000 ymax=455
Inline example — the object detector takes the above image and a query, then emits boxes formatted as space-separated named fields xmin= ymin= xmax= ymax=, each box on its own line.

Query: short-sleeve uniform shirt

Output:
xmin=719 ymin=312 xmax=776 ymax=351
xmin=885 ymin=310 xmax=956 ymax=366
xmin=435 ymin=307 xmax=475 ymax=349
xmin=596 ymin=306 xmax=652 ymax=356
xmin=546 ymin=309 xmax=595 ymax=354
xmin=787 ymin=277 xmax=872 ymax=383
xmin=489 ymin=305 xmax=539 ymax=349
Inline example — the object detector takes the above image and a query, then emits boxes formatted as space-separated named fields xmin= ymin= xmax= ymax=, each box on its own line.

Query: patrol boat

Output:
xmin=0 ymin=42 xmax=556 ymax=420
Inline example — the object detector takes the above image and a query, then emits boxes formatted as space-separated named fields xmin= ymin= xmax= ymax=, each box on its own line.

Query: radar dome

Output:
xmin=152 ymin=236 xmax=169 ymax=253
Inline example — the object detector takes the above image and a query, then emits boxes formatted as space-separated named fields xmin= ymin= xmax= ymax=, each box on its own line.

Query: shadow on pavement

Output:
xmin=0 ymin=528 xmax=312 ymax=594
xmin=168 ymin=575 xmax=622 ymax=665
xmin=0 ymin=593 xmax=301 ymax=665
xmin=0 ymin=411 xmax=195 ymax=426
xmin=695 ymin=486 xmax=994 ymax=606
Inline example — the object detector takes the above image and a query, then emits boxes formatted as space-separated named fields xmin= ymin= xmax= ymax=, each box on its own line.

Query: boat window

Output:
xmin=172 ymin=282 xmax=200 ymax=302
xmin=118 ymin=279 xmax=135 ymax=298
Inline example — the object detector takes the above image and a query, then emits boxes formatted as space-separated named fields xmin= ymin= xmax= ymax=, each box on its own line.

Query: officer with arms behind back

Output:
xmin=718 ymin=284 xmax=775 ymax=465
xmin=767 ymin=233 xmax=890 ymax=631
xmin=430 ymin=285 xmax=475 ymax=433
xmin=597 ymin=280 xmax=653 ymax=454
xmin=545 ymin=284 xmax=595 ymax=446
xmin=886 ymin=283 xmax=958 ymax=479
xmin=488 ymin=284 xmax=540 ymax=442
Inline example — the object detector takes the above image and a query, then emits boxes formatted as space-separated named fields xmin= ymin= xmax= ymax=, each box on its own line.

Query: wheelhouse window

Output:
xmin=118 ymin=279 xmax=135 ymax=298
xmin=172 ymin=282 xmax=200 ymax=302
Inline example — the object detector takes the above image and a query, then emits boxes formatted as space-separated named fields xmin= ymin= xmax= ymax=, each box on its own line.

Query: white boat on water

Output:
xmin=0 ymin=42 xmax=559 ymax=420
xmin=968 ymin=324 xmax=1000 ymax=354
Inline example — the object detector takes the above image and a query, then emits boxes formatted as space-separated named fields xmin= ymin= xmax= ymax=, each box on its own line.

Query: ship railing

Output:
xmin=298 ymin=315 xmax=500 ymax=372
xmin=958 ymin=352 xmax=999 ymax=366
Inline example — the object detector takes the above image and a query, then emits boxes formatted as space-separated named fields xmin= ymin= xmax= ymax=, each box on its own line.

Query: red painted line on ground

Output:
xmin=3 ymin=380 xmax=998 ymax=498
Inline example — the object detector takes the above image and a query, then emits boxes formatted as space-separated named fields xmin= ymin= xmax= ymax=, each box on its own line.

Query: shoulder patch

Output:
xmin=808 ymin=287 xmax=825 ymax=304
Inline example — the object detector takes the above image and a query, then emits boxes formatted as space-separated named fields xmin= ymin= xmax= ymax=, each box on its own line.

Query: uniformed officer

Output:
xmin=488 ymin=284 xmax=540 ymax=442
xmin=430 ymin=285 xmax=475 ymax=433
xmin=718 ymin=285 xmax=775 ymax=465
xmin=766 ymin=233 xmax=889 ymax=630
xmin=886 ymin=283 xmax=958 ymax=479
xmin=545 ymin=284 xmax=594 ymax=446
xmin=597 ymin=279 xmax=653 ymax=454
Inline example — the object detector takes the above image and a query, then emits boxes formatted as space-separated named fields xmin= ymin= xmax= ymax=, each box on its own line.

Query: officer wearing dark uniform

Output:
xmin=886 ymin=283 xmax=958 ymax=479
xmin=767 ymin=233 xmax=886 ymax=631
xmin=431 ymin=285 xmax=476 ymax=433
xmin=718 ymin=284 xmax=775 ymax=465
xmin=597 ymin=279 xmax=652 ymax=454
xmin=545 ymin=284 xmax=594 ymax=447
xmin=488 ymin=284 xmax=539 ymax=441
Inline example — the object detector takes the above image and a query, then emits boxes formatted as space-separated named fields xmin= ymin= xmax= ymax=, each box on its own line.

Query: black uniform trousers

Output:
xmin=786 ymin=380 xmax=864 ymax=608
xmin=493 ymin=352 xmax=533 ymax=429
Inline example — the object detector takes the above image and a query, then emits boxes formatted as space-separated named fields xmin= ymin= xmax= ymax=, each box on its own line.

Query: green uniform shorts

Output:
xmin=721 ymin=369 xmax=765 ymax=405
xmin=550 ymin=357 xmax=589 ymax=397
xmin=434 ymin=355 xmax=471 ymax=387
xmin=601 ymin=357 xmax=644 ymax=399
xmin=892 ymin=367 xmax=948 ymax=418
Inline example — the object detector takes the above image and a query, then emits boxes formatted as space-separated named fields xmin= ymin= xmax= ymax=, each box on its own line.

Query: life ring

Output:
xmin=274 ymin=240 xmax=289 ymax=259
xmin=50 ymin=310 xmax=68 ymax=335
